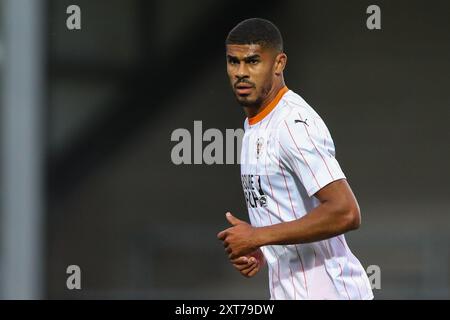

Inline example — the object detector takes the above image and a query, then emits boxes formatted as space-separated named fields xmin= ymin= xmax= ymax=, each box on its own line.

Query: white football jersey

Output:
xmin=240 ymin=86 xmax=373 ymax=300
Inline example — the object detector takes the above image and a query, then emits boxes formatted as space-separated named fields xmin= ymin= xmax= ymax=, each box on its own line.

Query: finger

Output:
xmin=217 ymin=230 xmax=227 ymax=240
xmin=240 ymin=264 xmax=258 ymax=277
xmin=231 ymin=256 xmax=249 ymax=265
xmin=246 ymin=265 xmax=260 ymax=277
xmin=228 ymin=251 xmax=239 ymax=260
xmin=225 ymin=212 xmax=243 ymax=226
xmin=233 ymin=262 xmax=253 ymax=271
xmin=241 ymin=261 xmax=258 ymax=274
xmin=233 ymin=260 xmax=256 ymax=271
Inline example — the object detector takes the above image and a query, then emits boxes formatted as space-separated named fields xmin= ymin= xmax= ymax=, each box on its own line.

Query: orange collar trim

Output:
xmin=248 ymin=86 xmax=289 ymax=125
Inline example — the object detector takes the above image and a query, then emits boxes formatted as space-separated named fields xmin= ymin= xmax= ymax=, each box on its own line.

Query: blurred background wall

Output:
xmin=1 ymin=0 xmax=449 ymax=299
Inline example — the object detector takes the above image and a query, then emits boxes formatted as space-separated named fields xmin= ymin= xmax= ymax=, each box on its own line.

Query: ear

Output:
xmin=274 ymin=52 xmax=287 ymax=76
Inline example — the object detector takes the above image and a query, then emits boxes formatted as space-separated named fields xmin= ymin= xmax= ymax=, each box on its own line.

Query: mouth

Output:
xmin=235 ymin=84 xmax=254 ymax=96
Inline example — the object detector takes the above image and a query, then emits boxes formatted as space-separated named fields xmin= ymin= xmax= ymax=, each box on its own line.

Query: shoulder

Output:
xmin=275 ymin=90 xmax=333 ymax=149
xmin=272 ymin=90 xmax=317 ymax=134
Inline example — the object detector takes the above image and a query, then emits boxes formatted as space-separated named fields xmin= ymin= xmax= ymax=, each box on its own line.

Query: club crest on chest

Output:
xmin=256 ymin=137 xmax=264 ymax=159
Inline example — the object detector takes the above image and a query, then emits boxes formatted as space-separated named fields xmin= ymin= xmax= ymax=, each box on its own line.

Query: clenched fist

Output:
xmin=230 ymin=249 xmax=265 ymax=278
xmin=217 ymin=212 xmax=260 ymax=259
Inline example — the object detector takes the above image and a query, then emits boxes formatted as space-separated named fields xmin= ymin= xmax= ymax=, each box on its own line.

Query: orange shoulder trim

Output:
xmin=248 ymin=86 xmax=288 ymax=125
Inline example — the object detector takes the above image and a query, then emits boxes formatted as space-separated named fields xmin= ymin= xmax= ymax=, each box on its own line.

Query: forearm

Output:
xmin=254 ymin=201 xmax=359 ymax=247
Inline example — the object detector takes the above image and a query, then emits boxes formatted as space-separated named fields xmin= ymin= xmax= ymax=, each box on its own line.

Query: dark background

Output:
xmin=1 ymin=0 xmax=449 ymax=299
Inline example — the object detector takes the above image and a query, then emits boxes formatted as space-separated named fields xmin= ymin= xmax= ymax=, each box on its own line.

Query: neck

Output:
xmin=243 ymin=80 xmax=286 ymax=119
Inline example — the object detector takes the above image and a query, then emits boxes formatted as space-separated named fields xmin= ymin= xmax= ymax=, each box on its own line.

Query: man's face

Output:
xmin=226 ymin=44 xmax=277 ymax=107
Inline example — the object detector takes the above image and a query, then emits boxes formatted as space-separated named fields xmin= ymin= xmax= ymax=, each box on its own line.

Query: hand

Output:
xmin=230 ymin=249 xmax=265 ymax=278
xmin=217 ymin=212 xmax=259 ymax=259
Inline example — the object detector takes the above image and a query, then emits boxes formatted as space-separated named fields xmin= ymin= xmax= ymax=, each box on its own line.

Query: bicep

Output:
xmin=313 ymin=178 xmax=358 ymax=208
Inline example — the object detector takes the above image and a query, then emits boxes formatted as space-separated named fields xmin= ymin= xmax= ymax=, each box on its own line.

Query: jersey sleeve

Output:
xmin=278 ymin=114 xmax=346 ymax=197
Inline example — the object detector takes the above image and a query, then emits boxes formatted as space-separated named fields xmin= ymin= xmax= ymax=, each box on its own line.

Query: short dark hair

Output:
xmin=226 ymin=18 xmax=283 ymax=52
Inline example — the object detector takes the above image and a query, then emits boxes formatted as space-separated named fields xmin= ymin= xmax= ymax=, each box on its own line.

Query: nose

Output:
xmin=236 ymin=61 xmax=249 ymax=79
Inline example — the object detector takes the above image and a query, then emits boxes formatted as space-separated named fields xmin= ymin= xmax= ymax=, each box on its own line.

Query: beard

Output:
xmin=235 ymin=93 xmax=263 ymax=108
xmin=234 ymin=82 xmax=271 ymax=108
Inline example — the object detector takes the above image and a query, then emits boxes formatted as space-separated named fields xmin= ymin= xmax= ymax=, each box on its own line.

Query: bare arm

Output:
xmin=218 ymin=178 xmax=361 ymax=259
xmin=254 ymin=178 xmax=360 ymax=247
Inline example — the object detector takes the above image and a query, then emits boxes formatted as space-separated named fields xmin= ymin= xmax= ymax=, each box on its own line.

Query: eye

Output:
xmin=248 ymin=59 xmax=259 ymax=65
